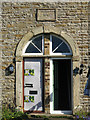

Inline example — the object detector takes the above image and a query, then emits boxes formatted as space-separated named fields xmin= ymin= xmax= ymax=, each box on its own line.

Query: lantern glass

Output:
xmin=9 ymin=64 xmax=14 ymax=72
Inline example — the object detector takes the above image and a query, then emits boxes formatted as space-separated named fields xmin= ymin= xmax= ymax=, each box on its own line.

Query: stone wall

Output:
xmin=87 ymin=1 xmax=90 ymax=112
xmin=1 ymin=1 xmax=90 ymax=113
xmin=0 ymin=1 xmax=2 ymax=118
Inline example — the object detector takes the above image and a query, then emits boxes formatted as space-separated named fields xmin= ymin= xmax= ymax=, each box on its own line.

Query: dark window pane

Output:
xmin=25 ymin=36 xmax=42 ymax=53
xmin=54 ymin=43 xmax=70 ymax=53
xmin=52 ymin=36 xmax=62 ymax=51
xmin=33 ymin=36 xmax=42 ymax=51
xmin=52 ymin=35 xmax=70 ymax=53
xmin=25 ymin=43 xmax=40 ymax=53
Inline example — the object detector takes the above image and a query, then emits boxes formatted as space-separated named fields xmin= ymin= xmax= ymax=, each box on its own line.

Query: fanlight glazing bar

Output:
xmin=31 ymin=41 xmax=42 ymax=53
xmin=53 ymin=42 xmax=63 ymax=53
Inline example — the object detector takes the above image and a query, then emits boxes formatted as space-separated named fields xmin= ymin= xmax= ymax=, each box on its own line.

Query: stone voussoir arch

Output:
xmin=15 ymin=25 xmax=80 ymax=112
xmin=16 ymin=25 xmax=79 ymax=58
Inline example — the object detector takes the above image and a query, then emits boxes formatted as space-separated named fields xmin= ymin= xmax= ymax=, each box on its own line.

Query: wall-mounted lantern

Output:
xmin=86 ymin=68 xmax=90 ymax=89
xmin=9 ymin=64 xmax=14 ymax=73
xmin=73 ymin=64 xmax=84 ymax=76
xmin=84 ymin=67 xmax=90 ymax=96
xmin=5 ymin=64 xmax=14 ymax=76
xmin=73 ymin=67 xmax=79 ymax=76
xmin=79 ymin=64 xmax=84 ymax=75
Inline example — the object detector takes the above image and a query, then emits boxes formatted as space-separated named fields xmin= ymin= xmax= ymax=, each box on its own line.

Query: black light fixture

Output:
xmin=80 ymin=64 xmax=84 ymax=68
xmin=73 ymin=64 xmax=84 ymax=76
xmin=9 ymin=64 xmax=14 ymax=73
xmin=86 ymin=68 xmax=90 ymax=89
xmin=87 ymin=67 xmax=90 ymax=78
xmin=73 ymin=67 xmax=79 ymax=76
xmin=79 ymin=64 xmax=84 ymax=75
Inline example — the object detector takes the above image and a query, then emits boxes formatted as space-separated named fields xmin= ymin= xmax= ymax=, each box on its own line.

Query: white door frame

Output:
xmin=50 ymin=57 xmax=73 ymax=114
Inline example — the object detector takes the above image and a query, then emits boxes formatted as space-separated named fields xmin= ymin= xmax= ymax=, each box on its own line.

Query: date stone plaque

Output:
xmin=37 ymin=9 xmax=56 ymax=21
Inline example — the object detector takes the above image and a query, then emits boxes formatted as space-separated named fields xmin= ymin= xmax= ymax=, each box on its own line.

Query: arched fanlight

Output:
xmin=23 ymin=34 xmax=72 ymax=56
xmin=50 ymin=35 xmax=72 ymax=55
xmin=23 ymin=35 xmax=44 ymax=55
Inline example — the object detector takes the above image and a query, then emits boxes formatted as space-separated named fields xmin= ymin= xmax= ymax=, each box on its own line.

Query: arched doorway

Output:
xmin=16 ymin=26 xmax=80 ymax=114
xmin=23 ymin=34 xmax=72 ymax=113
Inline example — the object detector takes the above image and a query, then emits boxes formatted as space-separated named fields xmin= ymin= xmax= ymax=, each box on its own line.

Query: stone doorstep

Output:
xmin=29 ymin=113 xmax=73 ymax=116
xmin=29 ymin=113 xmax=74 ymax=119
xmin=29 ymin=117 xmax=74 ymax=120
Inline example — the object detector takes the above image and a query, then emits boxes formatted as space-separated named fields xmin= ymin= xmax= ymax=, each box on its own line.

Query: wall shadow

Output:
xmin=83 ymin=2 xmax=90 ymax=112
xmin=24 ymin=93 xmax=53 ymax=113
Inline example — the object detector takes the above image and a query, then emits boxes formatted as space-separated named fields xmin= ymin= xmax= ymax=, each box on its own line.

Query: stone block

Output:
xmin=37 ymin=9 xmax=56 ymax=21
xmin=44 ymin=25 xmax=61 ymax=35
xmin=15 ymin=56 xmax=23 ymax=62
xmin=73 ymin=61 xmax=80 ymax=109
xmin=16 ymin=62 xmax=23 ymax=108
xmin=32 ymin=26 xmax=43 ymax=36
xmin=44 ymin=48 xmax=49 ymax=55
xmin=16 ymin=32 xmax=33 ymax=56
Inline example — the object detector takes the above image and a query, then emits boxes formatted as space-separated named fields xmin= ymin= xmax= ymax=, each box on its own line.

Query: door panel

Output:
xmin=24 ymin=58 xmax=43 ymax=111
xmin=53 ymin=59 xmax=71 ymax=110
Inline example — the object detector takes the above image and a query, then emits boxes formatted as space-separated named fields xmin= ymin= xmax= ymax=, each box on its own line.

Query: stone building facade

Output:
xmin=0 ymin=0 xmax=90 ymax=115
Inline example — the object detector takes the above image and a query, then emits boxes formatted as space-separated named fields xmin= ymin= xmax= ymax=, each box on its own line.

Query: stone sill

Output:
xmin=22 ymin=55 xmax=72 ymax=58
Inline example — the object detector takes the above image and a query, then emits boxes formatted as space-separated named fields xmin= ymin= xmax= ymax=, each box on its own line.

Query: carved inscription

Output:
xmin=37 ymin=9 xmax=56 ymax=21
